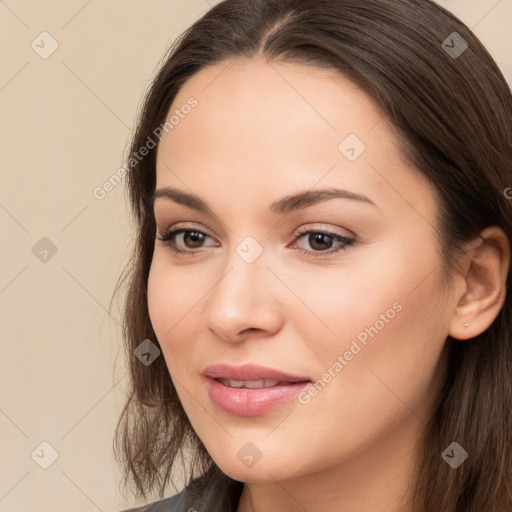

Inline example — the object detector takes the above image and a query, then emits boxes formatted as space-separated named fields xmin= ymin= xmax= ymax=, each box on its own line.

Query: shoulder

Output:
xmin=118 ymin=490 xmax=186 ymax=511
xmin=118 ymin=491 xmax=184 ymax=511
xmin=117 ymin=465 xmax=244 ymax=512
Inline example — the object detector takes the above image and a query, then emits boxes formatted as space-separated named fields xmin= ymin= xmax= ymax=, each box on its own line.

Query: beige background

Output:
xmin=0 ymin=1 xmax=510 ymax=511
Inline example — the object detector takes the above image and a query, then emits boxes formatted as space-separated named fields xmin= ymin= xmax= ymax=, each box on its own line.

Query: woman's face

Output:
xmin=147 ymin=58 xmax=457 ymax=484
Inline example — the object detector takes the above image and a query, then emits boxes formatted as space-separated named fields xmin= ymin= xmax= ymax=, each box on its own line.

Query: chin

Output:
xmin=211 ymin=450 xmax=303 ymax=484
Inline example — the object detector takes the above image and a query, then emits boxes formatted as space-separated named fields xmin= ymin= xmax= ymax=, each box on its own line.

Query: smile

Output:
xmin=217 ymin=378 xmax=291 ymax=388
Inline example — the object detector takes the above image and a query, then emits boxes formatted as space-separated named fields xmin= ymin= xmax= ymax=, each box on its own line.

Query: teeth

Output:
xmin=225 ymin=379 xmax=244 ymax=388
xmin=219 ymin=378 xmax=281 ymax=388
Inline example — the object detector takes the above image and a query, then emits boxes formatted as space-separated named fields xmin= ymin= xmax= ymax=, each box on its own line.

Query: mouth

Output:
xmin=215 ymin=378 xmax=308 ymax=388
xmin=203 ymin=363 xmax=312 ymax=416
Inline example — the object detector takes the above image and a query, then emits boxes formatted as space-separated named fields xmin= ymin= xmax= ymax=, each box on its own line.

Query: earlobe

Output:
xmin=448 ymin=226 xmax=510 ymax=341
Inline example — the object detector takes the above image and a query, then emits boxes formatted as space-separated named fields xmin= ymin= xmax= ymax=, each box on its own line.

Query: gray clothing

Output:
xmin=119 ymin=465 xmax=244 ymax=512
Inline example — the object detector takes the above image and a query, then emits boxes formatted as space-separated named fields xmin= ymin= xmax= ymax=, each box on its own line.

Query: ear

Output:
xmin=449 ymin=226 xmax=510 ymax=340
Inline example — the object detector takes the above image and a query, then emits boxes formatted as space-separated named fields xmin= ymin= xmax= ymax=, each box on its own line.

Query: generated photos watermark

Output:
xmin=93 ymin=96 xmax=198 ymax=200
xmin=298 ymin=301 xmax=403 ymax=405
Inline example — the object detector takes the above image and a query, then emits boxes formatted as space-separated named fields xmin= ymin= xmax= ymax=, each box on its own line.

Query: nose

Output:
xmin=205 ymin=247 xmax=284 ymax=343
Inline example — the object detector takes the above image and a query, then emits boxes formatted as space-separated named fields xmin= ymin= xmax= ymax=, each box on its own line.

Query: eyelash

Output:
xmin=155 ymin=225 xmax=354 ymax=259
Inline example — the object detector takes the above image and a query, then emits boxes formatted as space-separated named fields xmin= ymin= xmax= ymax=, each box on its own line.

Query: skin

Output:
xmin=147 ymin=57 xmax=510 ymax=512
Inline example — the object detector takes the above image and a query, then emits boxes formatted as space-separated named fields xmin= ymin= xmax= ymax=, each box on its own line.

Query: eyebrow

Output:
xmin=152 ymin=186 xmax=379 ymax=215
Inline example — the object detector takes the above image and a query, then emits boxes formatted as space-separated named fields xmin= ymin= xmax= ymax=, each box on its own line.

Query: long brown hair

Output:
xmin=111 ymin=0 xmax=512 ymax=509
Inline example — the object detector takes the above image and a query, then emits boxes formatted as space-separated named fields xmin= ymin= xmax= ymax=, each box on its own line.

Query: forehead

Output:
xmin=154 ymin=57 xmax=437 ymax=222
xmin=159 ymin=57 xmax=385 ymax=161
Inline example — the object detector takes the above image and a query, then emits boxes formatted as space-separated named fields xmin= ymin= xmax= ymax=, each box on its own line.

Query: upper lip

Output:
xmin=203 ymin=363 xmax=311 ymax=383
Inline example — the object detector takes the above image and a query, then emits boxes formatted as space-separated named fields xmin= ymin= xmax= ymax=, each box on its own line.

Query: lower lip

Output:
xmin=206 ymin=378 xmax=310 ymax=416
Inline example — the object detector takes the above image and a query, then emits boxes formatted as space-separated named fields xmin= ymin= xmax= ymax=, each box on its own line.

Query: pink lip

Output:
xmin=203 ymin=364 xmax=311 ymax=417
xmin=203 ymin=363 xmax=311 ymax=382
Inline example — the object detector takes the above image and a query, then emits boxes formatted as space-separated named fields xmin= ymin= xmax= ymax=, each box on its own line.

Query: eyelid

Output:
xmin=156 ymin=221 xmax=351 ymax=239
xmin=156 ymin=221 xmax=213 ymax=238
xmin=293 ymin=222 xmax=354 ymax=238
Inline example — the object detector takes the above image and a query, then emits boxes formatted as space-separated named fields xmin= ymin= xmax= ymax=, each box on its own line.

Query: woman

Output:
xmin=112 ymin=0 xmax=512 ymax=510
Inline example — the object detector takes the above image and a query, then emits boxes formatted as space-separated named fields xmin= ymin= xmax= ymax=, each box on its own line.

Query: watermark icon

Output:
xmin=32 ymin=237 xmax=58 ymax=263
xmin=236 ymin=236 xmax=263 ymax=263
xmin=504 ymin=187 xmax=512 ymax=200
xmin=338 ymin=133 xmax=366 ymax=162
xmin=298 ymin=301 xmax=403 ymax=405
xmin=93 ymin=97 xmax=198 ymax=200
xmin=31 ymin=31 xmax=59 ymax=59
xmin=134 ymin=339 xmax=161 ymax=366
xmin=441 ymin=442 xmax=468 ymax=468
xmin=442 ymin=32 xmax=468 ymax=59
xmin=31 ymin=441 xmax=59 ymax=469
xmin=237 ymin=442 xmax=263 ymax=468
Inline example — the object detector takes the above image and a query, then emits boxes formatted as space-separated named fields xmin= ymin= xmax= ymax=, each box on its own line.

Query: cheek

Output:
xmin=293 ymin=240 xmax=448 ymax=388
xmin=147 ymin=254 xmax=197 ymax=334
xmin=146 ymin=256 xmax=208 ymax=374
xmin=280 ymin=249 xmax=403 ymax=357
xmin=283 ymin=273 xmax=448 ymax=470
xmin=147 ymin=260 xmax=171 ymax=338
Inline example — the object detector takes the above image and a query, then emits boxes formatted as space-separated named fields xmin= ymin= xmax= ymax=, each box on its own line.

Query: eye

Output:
xmin=155 ymin=226 xmax=217 ymax=257
xmin=292 ymin=228 xmax=354 ymax=258
xmin=155 ymin=225 xmax=355 ymax=258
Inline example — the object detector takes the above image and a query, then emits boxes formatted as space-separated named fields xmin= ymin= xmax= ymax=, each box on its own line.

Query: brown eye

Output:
xmin=155 ymin=228 xmax=215 ymax=256
xmin=293 ymin=229 xmax=354 ymax=258
xmin=308 ymin=232 xmax=334 ymax=251
xmin=182 ymin=231 xmax=206 ymax=248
